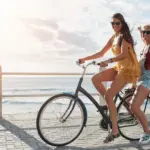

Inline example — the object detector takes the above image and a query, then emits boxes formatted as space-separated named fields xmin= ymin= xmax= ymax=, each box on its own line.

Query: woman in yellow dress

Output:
xmin=78 ymin=13 xmax=141 ymax=142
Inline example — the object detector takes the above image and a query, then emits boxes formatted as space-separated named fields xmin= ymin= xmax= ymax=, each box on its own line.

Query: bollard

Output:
xmin=0 ymin=65 xmax=2 ymax=118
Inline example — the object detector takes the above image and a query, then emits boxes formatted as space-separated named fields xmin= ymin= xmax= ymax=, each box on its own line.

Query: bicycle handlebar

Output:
xmin=76 ymin=60 xmax=101 ymax=78
xmin=76 ymin=61 xmax=129 ymax=95
xmin=76 ymin=61 xmax=97 ymax=68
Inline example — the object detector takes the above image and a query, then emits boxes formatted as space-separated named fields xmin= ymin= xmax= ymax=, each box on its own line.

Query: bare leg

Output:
xmin=105 ymin=75 xmax=126 ymax=134
xmin=131 ymin=85 xmax=150 ymax=133
xmin=92 ymin=68 xmax=117 ymax=97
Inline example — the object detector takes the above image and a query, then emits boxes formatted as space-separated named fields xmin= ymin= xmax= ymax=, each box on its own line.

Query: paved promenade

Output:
xmin=0 ymin=111 xmax=150 ymax=150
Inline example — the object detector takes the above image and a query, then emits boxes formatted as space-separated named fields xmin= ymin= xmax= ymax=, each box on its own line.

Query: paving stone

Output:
xmin=0 ymin=113 xmax=149 ymax=150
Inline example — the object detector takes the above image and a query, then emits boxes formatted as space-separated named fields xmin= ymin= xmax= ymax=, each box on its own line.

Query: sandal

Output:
xmin=103 ymin=132 xmax=120 ymax=143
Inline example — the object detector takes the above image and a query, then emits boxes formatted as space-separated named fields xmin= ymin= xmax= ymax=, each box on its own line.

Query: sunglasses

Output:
xmin=142 ymin=31 xmax=150 ymax=35
xmin=111 ymin=22 xmax=121 ymax=26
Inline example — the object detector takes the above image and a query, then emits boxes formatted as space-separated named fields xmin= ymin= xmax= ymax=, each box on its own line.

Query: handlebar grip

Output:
xmin=92 ymin=61 xmax=96 ymax=65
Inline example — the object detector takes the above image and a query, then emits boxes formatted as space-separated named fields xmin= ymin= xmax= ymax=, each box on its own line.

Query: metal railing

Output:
xmin=0 ymin=70 xmax=102 ymax=118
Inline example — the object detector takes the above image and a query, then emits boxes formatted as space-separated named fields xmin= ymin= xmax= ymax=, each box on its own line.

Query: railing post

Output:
xmin=0 ymin=65 xmax=2 ymax=118
xmin=99 ymin=67 xmax=106 ymax=106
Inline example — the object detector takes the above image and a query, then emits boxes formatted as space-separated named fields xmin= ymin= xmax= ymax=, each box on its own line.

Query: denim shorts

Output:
xmin=138 ymin=58 xmax=150 ymax=89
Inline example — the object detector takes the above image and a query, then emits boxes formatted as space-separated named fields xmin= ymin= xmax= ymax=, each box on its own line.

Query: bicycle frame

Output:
xmin=114 ymin=93 xmax=123 ymax=104
xmin=62 ymin=61 xmax=112 ymax=128
xmin=74 ymin=77 xmax=111 ymax=125
xmin=144 ymin=96 xmax=150 ymax=112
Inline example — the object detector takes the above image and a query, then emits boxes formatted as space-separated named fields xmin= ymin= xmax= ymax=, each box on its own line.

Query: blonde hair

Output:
xmin=142 ymin=24 xmax=150 ymax=31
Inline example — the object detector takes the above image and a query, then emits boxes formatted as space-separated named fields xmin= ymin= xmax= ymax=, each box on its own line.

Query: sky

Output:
xmin=0 ymin=0 xmax=150 ymax=73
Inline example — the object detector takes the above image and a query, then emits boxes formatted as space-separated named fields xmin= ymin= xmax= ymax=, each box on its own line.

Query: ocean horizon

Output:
xmin=2 ymin=76 xmax=98 ymax=98
xmin=2 ymin=76 xmax=101 ymax=114
xmin=2 ymin=76 xmax=149 ymax=114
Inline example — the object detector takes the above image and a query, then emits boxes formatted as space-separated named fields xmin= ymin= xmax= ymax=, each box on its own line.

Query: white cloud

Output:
xmin=0 ymin=0 xmax=149 ymax=72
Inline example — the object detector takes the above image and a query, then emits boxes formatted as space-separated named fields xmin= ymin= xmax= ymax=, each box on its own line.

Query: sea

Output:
xmin=2 ymin=76 xmax=101 ymax=114
xmin=2 ymin=76 xmax=149 ymax=115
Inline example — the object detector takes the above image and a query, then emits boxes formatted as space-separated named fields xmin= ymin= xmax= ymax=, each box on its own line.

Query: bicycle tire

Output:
xmin=36 ymin=93 xmax=87 ymax=146
xmin=117 ymin=94 xmax=142 ymax=141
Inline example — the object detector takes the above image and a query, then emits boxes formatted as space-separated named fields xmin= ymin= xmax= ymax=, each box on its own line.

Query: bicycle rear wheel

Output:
xmin=36 ymin=93 xmax=87 ymax=146
xmin=117 ymin=98 xmax=143 ymax=141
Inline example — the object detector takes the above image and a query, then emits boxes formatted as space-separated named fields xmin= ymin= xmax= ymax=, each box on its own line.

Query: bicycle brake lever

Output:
xmin=76 ymin=61 xmax=80 ymax=66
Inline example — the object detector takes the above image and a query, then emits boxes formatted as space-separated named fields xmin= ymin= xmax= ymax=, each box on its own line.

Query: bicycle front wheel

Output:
xmin=36 ymin=93 xmax=87 ymax=146
xmin=117 ymin=99 xmax=143 ymax=141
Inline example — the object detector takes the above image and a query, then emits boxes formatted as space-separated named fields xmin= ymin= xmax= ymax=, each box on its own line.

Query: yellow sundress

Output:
xmin=112 ymin=36 xmax=141 ymax=85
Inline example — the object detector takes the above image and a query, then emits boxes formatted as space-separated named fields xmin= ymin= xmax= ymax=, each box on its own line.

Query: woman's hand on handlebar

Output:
xmin=78 ymin=58 xmax=85 ymax=64
xmin=98 ymin=58 xmax=113 ymax=67
xmin=137 ymin=26 xmax=142 ymax=32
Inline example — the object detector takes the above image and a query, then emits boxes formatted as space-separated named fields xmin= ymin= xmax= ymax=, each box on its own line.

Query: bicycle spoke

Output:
xmin=117 ymin=100 xmax=143 ymax=141
xmin=36 ymin=94 xmax=86 ymax=146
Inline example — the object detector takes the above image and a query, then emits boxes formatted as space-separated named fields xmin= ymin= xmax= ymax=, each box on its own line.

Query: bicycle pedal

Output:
xmin=99 ymin=119 xmax=108 ymax=131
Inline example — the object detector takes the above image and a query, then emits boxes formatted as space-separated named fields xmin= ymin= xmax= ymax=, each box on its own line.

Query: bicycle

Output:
xmin=100 ymin=87 xmax=150 ymax=139
xmin=117 ymin=92 xmax=150 ymax=141
xmin=99 ymin=90 xmax=132 ymax=131
xmin=36 ymin=61 xmax=150 ymax=146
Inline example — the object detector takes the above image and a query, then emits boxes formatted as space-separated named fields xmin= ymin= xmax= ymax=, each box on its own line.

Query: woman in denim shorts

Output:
xmin=131 ymin=24 xmax=150 ymax=144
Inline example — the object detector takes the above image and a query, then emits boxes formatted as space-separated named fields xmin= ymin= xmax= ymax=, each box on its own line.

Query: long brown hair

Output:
xmin=112 ymin=13 xmax=134 ymax=48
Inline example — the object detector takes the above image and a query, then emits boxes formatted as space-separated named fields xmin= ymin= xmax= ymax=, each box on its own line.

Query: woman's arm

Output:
xmin=138 ymin=26 xmax=145 ymax=43
xmin=81 ymin=36 xmax=113 ymax=61
xmin=102 ymin=38 xmax=129 ymax=64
